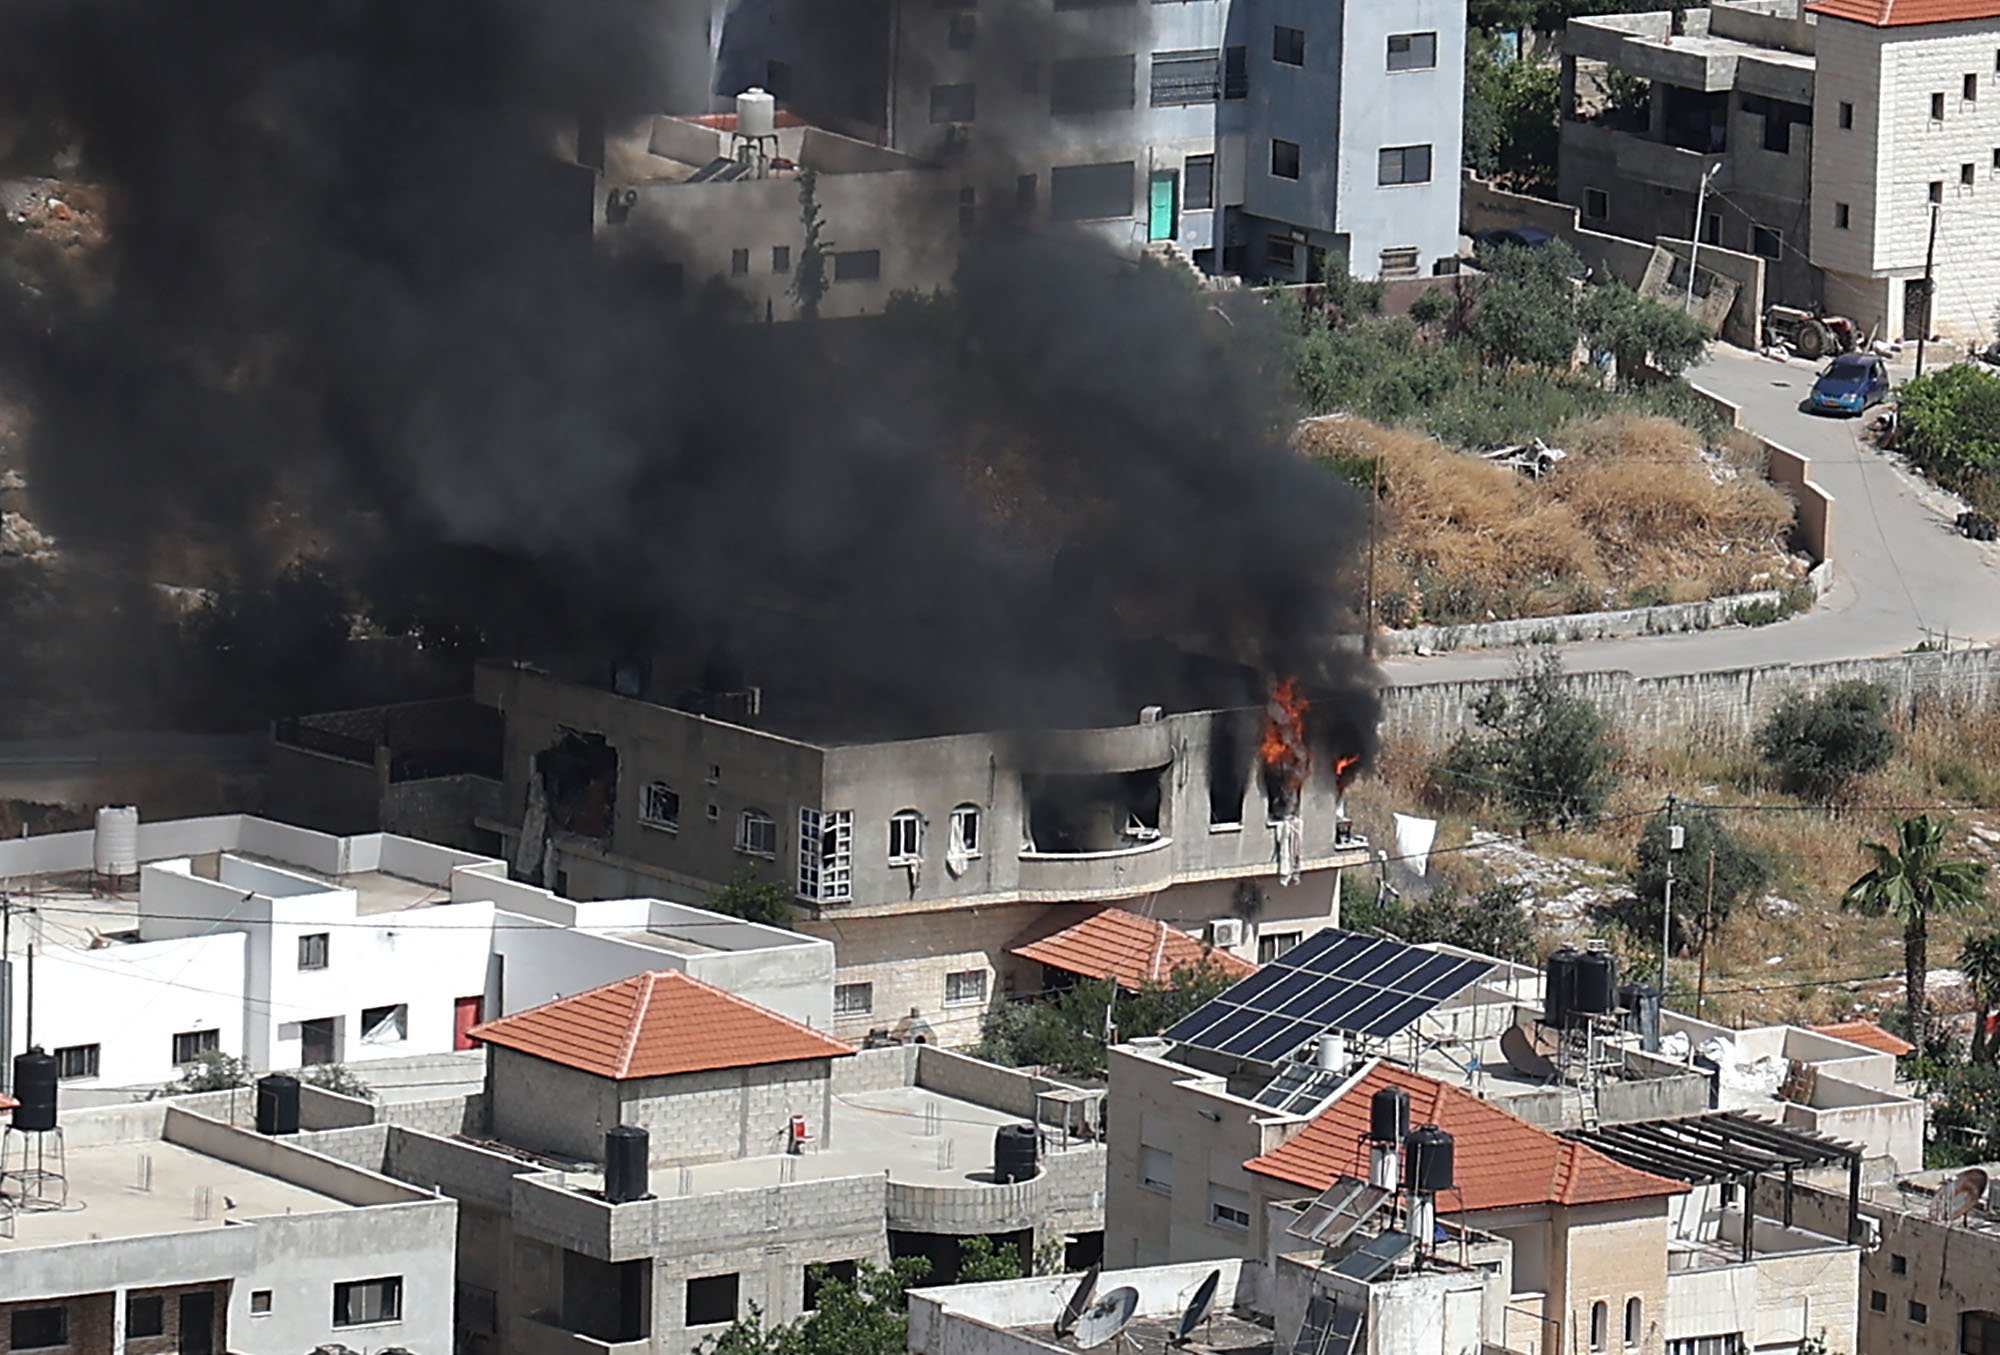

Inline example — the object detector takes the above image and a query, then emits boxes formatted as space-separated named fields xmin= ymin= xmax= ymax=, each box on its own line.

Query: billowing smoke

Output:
xmin=0 ymin=0 xmax=1378 ymax=747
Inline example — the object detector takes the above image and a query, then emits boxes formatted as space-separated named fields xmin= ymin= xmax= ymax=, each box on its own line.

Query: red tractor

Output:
xmin=1763 ymin=304 xmax=1860 ymax=360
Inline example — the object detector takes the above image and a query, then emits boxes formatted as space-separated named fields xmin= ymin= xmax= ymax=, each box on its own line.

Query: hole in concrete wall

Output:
xmin=537 ymin=728 xmax=618 ymax=839
xmin=1023 ymin=767 xmax=1165 ymax=854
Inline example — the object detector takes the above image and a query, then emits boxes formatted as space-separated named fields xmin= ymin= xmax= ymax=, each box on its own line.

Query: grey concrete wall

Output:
xmin=381 ymin=1091 xmax=484 ymax=1137
xmin=488 ymin=1048 xmax=622 ymax=1164
xmin=298 ymin=1083 xmax=377 ymax=1129
xmin=1381 ymin=646 xmax=2000 ymax=747
xmin=385 ymin=1125 xmax=535 ymax=1210
xmin=162 ymin=1107 xmax=426 ymax=1206
xmin=619 ymin=1059 xmax=837 ymax=1165
xmin=831 ymin=1042 xmax=918 ymax=1094
xmin=266 ymin=742 xmax=384 ymax=837
xmin=1380 ymin=588 xmax=1790 ymax=657
xmin=915 ymin=1045 xmax=1067 ymax=1122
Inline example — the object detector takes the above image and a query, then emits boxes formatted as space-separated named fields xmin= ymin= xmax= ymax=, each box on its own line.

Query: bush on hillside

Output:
xmin=1433 ymin=649 xmax=1618 ymax=830
xmin=1755 ymin=681 xmax=1896 ymax=803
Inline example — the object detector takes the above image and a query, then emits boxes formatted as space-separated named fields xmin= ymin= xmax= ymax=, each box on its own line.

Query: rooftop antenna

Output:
xmin=1169 ymin=1269 xmax=1222 ymax=1348
xmin=1073 ymin=1286 xmax=1139 ymax=1350
xmin=1053 ymin=1263 xmax=1101 ymax=1340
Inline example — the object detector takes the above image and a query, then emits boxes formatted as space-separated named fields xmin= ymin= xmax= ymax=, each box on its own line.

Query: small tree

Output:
xmin=701 ymin=1257 xmax=929 ymax=1355
xmin=1963 ymin=929 xmax=2000 ymax=1066
xmin=1578 ymin=282 xmax=1710 ymax=382
xmin=1407 ymin=287 xmax=1455 ymax=331
xmin=166 ymin=1050 xmax=250 ymax=1093
xmin=1756 ymin=681 xmax=1896 ymax=803
xmin=709 ymin=867 xmax=794 ymax=928
xmin=973 ymin=958 xmax=1236 ymax=1078
xmin=1467 ymin=250 xmax=1582 ymax=370
xmin=1843 ymin=815 xmax=1989 ymax=1052
xmin=1435 ymin=649 xmax=1617 ymax=830
xmin=1377 ymin=881 xmax=1540 ymax=961
xmin=1629 ymin=808 xmax=1767 ymax=956
xmin=790 ymin=169 xmax=832 ymax=321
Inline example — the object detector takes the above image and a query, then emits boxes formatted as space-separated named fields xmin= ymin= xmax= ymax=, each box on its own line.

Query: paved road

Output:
xmin=1381 ymin=345 xmax=2000 ymax=685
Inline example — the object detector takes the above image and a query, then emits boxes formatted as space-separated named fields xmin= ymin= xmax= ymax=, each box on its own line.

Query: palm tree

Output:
xmin=1963 ymin=930 xmax=2000 ymax=1065
xmin=1843 ymin=815 xmax=1989 ymax=1054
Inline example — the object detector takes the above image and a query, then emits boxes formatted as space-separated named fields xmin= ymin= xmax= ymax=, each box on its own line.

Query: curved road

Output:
xmin=1382 ymin=345 xmax=2000 ymax=685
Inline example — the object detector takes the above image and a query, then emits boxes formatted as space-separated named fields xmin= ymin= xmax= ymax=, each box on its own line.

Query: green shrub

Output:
xmin=1433 ymin=649 xmax=1617 ymax=829
xmin=1627 ymin=808 xmax=1769 ymax=954
xmin=1896 ymin=364 xmax=2000 ymax=489
xmin=1756 ymin=680 xmax=1896 ymax=803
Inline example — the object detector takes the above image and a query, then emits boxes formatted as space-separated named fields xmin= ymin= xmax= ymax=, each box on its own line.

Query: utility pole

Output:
xmin=1696 ymin=850 xmax=1717 ymax=1020
xmin=0 ymin=894 xmax=10 ymax=1093
xmin=1661 ymin=796 xmax=1682 ymax=993
xmin=1363 ymin=456 xmax=1382 ymax=660
xmin=1915 ymin=201 xmax=1940 ymax=379
xmin=1685 ymin=165 xmax=1722 ymax=312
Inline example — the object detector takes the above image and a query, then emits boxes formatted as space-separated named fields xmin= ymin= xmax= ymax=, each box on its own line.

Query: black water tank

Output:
xmin=605 ymin=1125 xmax=650 ymax=1204
xmin=994 ymin=1123 xmax=1039 ymax=1184
xmin=11 ymin=1049 xmax=56 ymax=1133
xmin=1575 ymin=950 xmax=1618 ymax=1016
xmin=256 ymin=1074 xmax=300 ymax=1136
xmin=1369 ymin=1086 xmax=1410 ymax=1145
xmin=1545 ymin=947 xmax=1580 ymax=1027
xmin=1404 ymin=1124 xmax=1456 ymax=1194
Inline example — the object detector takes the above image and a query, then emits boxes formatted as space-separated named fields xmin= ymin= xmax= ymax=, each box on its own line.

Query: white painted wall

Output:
xmin=1335 ymin=0 xmax=1466 ymax=276
xmin=18 ymin=933 xmax=247 ymax=1087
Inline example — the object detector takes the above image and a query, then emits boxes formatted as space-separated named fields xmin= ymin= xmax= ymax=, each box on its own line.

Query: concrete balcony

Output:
xmin=517 ymin=1316 xmax=650 ymax=1355
xmin=1562 ymin=121 xmax=1731 ymax=194
xmin=1017 ymin=837 xmax=1178 ymax=901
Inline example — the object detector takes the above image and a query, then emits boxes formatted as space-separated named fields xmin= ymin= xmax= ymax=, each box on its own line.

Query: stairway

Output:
xmin=1142 ymin=237 xmax=1209 ymax=286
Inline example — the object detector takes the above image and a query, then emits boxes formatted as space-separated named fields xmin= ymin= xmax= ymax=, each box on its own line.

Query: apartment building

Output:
xmin=278 ymin=969 xmax=1106 ymax=1355
xmin=597 ymin=0 xmax=1466 ymax=293
xmin=1560 ymin=0 xmax=2000 ymax=341
xmin=0 ymin=1094 xmax=454 ymax=1355
xmin=0 ymin=812 xmax=831 ymax=1089
xmin=475 ymin=660 xmax=1371 ymax=1044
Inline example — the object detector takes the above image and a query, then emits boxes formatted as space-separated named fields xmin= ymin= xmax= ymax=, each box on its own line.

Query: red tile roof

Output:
xmin=1009 ymin=907 xmax=1256 ymax=989
xmin=1812 ymin=1020 xmax=1916 ymax=1057
xmin=1806 ymin=0 xmax=2000 ymax=25
xmin=469 ymin=970 xmax=854 ymax=1080
xmin=1244 ymin=1064 xmax=1688 ymax=1211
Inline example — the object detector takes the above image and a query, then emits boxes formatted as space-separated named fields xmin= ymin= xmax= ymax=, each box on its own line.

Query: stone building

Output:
xmin=1559 ymin=0 xmax=2000 ymax=342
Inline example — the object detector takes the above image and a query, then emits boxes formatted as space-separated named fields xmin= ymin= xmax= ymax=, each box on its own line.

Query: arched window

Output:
xmin=950 ymin=804 xmax=982 ymax=859
xmin=1589 ymin=1301 xmax=1608 ymax=1352
xmin=888 ymin=809 xmax=924 ymax=863
xmin=1624 ymin=1298 xmax=1642 ymax=1347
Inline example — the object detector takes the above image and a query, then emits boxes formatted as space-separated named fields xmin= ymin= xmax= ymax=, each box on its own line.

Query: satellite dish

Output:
xmin=1073 ymin=1286 xmax=1139 ymax=1350
xmin=1931 ymin=1167 xmax=1989 ymax=1223
xmin=1171 ymin=1269 xmax=1222 ymax=1347
xmin=1500 ymin=1025 xmax=1558 ymax=1081
xmin=1053 ymin=1263 xmax=1101 ymax=1338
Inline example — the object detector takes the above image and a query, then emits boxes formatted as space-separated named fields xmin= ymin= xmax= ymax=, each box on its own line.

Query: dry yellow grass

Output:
xmin=1298 ymin=414 xmax=1801 ymax=625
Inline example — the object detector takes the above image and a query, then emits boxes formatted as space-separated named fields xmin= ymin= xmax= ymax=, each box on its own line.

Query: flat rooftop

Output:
xmin=566 ymin=1085 xmax=1094 ymax=1195
xmin=0 ymin=1135 xmax=348 ymax=1250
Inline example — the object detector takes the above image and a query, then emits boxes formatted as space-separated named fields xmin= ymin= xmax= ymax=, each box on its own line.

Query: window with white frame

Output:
xmin=1208 ymin=1183 xmax=1252 ymax=1230
xmin=944 ymin=968 xmax=988 ymax=1006
xmin=299 ymin=932 xmax=330 ymax=970
xmin=950 ymin=804 xmax=982 ymax=859
xmin=640 ymin=781 xmax=680 ymax=830
xmin=1140 ymin=1145 xmax=1174 ymax=1193
xmin=889 ymin=809 xmax=924 ymax=864
xmin=1259 ymin=930 xmax=1301 ymax=964
xmin=834 ymin=982 xmax=874 ymax=1016
xmin=1624 ymin=1298 xmax=1642 ymax=1346
xmin=737 ymin=808 xmax=778 ymax=858
xmin=1590 ymin=1301 xmax=1608 ymax=1351
xmin=1665 ymin=1338 xmax=1742 ymax=1355
xmin=361 ymin=1004 xmax=408 ymax=1045
xmin=798 ymin=808 xmax=853 ymax=901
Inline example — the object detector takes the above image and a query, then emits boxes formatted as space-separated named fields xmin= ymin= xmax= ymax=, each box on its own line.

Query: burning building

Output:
xmin=476 ymin=656 xmax=1373 ymax=1045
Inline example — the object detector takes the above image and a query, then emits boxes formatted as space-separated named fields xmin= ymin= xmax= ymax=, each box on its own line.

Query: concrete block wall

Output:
xmin=380 ymin=1091 xmax=484 ymax=1137
xmin=1382 ymin=646 xmax=2000 ymax=749
xmin=832 ymin=1043 xmax=918 ymax=1094
xmin=915 ymin=1045 xmax=1060 ymax=1122
xmin=618 ymin=1059 xmax=837 ymax=1165
xmin=488 ymin=1050 xmax=621 ymax=1163
xmin=386 ymin=1126 xmax=535 ymax=1211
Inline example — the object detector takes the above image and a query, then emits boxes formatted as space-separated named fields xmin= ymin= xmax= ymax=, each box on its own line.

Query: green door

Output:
xmin=1148 ymin=172 xmax=1177 ymax=242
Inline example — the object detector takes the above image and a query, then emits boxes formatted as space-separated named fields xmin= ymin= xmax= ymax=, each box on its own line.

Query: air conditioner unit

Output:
xmin=1209 ymin=918 xmax=1245 ymax=949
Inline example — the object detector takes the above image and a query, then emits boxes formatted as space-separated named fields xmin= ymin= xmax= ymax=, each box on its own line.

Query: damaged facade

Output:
xmin=476 ymin=661 xmax=1370 ymax=1043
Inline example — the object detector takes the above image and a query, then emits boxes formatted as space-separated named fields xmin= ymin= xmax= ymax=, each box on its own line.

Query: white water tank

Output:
xmin=736 ymin=87 xmax=776 ymax=139
xmin=94 ymin=805 xmax=140 ymax=878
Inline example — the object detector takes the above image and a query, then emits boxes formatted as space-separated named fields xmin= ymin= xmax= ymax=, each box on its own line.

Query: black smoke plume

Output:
xmin=0 ymin=0 xmax=1378 ymax=747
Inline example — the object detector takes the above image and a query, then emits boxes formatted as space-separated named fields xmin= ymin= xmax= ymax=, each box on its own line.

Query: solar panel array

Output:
xmin=1163 ymin=929 xmax=1494 ymax=1063
xmin=1253 ymin=1063 xmax=1348 ymax=1116
xmin=1292 ymin=1295 xmax=1365 ymax=1355
xmin=1328 ymin=1230 xmax=1415 ymax=1283
xmin=1287 ymin=1176 xmax=1390 ymax=1249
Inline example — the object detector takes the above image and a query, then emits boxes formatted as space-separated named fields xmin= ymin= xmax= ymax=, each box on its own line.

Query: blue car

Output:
xmin=1807 ymin=354 xmax=1890 ymax=416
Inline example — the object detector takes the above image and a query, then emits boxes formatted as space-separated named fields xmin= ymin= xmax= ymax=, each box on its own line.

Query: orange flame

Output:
xmin=1334 ymin=753 xmax=1362 ymax=783
xmin=1261 ymin=677 xmax=1312 ymax=783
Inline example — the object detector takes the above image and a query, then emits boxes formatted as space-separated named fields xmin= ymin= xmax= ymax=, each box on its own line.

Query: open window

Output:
xmin=1022 ymin=767 xmax=1165 ymax=854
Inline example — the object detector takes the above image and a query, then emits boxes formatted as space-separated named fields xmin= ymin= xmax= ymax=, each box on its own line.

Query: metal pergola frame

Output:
xmin=1567 ymin=1112 xmax=1864 ymax=1262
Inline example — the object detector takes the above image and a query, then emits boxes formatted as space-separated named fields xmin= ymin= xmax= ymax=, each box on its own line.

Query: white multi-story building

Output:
xmin=0 ymin=814 xmax=831 ymax=1090
xmin=1808 ymin=0 xmax=2000 ymax=341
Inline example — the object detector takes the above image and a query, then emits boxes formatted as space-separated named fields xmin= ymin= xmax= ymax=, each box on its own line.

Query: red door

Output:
xmin=454 ymin=995 xmax=485 ymax=1050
